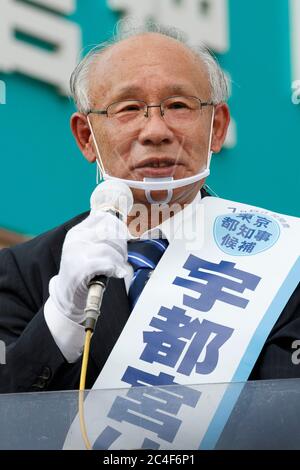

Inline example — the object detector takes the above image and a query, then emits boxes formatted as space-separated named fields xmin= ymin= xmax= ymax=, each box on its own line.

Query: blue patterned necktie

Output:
xmin=127 ymin=238 xmax=169 ymax=310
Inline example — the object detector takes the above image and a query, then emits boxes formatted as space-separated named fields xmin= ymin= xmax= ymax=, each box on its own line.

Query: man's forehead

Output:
xmin=93 ymin=33 xmax=206 ymax=75
xmin=108 ymin=83 xmax=200 ymax=98
xmin=101 ymin=32 xmax=196 ymax=61
xmin=89 ymin=33 xmax=210 ymax=101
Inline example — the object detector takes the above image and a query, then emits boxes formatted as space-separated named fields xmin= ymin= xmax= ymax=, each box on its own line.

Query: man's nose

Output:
xmin=138 ymin=106 xmax=174 ymax=146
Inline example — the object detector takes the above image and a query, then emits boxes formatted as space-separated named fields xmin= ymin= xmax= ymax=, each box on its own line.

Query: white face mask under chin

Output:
xmin=87 ymin=110 xmax=215 ymax=205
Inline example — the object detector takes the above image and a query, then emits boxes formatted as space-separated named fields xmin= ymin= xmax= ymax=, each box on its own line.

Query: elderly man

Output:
xmin=0 ymin=24 xmax=299 ymax=394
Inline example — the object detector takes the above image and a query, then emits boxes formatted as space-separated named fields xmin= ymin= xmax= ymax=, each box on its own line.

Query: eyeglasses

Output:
xmin=87 ymin=95 xmax=214 ymax=128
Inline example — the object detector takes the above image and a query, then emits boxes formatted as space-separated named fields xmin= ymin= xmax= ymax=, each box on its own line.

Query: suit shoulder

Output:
xmin=2 ymin=211 xmax=89 ymax=274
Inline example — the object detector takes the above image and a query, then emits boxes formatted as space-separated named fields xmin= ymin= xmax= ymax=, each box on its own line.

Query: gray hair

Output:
xmin=70 ymin=18 xmax=229 ymax=113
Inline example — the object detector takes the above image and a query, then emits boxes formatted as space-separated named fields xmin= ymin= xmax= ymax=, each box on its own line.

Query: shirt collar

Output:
xmin=139 ymin=192 xmax=202 ymax=242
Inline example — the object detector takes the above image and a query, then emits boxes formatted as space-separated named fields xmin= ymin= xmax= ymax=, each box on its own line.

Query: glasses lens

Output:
xmin=107 ymin=100 xmax=145 ymax=123
xmin=106 ymin=96 xmax=204 ymax=129
xmin=162 ymin=96 xmax=201 ymax=126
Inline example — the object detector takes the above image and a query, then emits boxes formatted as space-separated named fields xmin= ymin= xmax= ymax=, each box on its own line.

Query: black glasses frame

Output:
xmin=87 ymin=95 xmax=214 ymax=118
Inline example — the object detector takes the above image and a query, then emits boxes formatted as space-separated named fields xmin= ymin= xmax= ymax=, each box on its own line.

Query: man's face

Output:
xmin=74 ymin=34 xmax=229 ymax=205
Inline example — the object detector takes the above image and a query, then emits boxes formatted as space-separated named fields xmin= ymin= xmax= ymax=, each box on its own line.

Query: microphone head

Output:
xmin=90 ymin=180 xmax=134 ymax=216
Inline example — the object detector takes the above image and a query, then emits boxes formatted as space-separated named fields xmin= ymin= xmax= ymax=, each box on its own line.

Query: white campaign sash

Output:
xmin=64 ymin=197 xmax=300 ymax=450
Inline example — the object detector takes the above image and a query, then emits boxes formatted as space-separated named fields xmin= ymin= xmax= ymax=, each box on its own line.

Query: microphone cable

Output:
xmin=79 ymin=329 xmax=93 ymax=450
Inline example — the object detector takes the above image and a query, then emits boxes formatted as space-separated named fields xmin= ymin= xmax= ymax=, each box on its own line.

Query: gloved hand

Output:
xmin=48 ymin=210 xmax=130 ymax=324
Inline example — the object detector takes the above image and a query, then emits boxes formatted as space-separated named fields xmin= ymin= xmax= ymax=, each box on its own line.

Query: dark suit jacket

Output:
xmin=0 ymin=211 xmax=300 ymax=393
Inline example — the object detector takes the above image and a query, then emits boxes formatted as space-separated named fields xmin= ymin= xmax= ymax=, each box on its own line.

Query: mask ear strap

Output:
xmin=96 ymin=162 xmax=101 ymax=184
xmin=203 ymin=183 xmax=219 ymax=197
xmin=208 ymin=107 xmax=215 ymax=154
xmin=87 ymin=115 xmax=106 ymax=179
xmin=203 ymin=108 xmax=217 ymax=197
xmin=203 ymin=106 xmax=215 ymax=176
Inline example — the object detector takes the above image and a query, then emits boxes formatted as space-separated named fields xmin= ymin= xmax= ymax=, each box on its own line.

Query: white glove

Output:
xmin=44 ymin=210 xmax=130 ymax=362
xmin=50 ymin=210 xmax=130 ymax=323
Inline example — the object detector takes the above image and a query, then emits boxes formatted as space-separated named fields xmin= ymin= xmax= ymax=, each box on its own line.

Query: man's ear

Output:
xmin=70 ymin=112 xmax=96 ymax=163
xmin=210 ymin=103 xmax=230 ymax=153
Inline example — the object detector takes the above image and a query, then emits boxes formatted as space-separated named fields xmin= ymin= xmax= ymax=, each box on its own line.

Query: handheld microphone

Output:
xmin=84 ymin=180 xmax=133 ymax=331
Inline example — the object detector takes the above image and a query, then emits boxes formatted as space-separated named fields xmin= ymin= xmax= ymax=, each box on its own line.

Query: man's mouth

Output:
xmin=132 ymin=157 xmax=182 ymax=177
xmin=145 ymin=161 xmax=173 ymax=168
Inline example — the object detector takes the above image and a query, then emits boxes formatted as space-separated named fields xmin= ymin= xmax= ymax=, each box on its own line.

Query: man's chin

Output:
xmin=131 ymin=187 xmax=171 ymax=205
xmin=130 ymin=181 xmax=202 ymax=208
